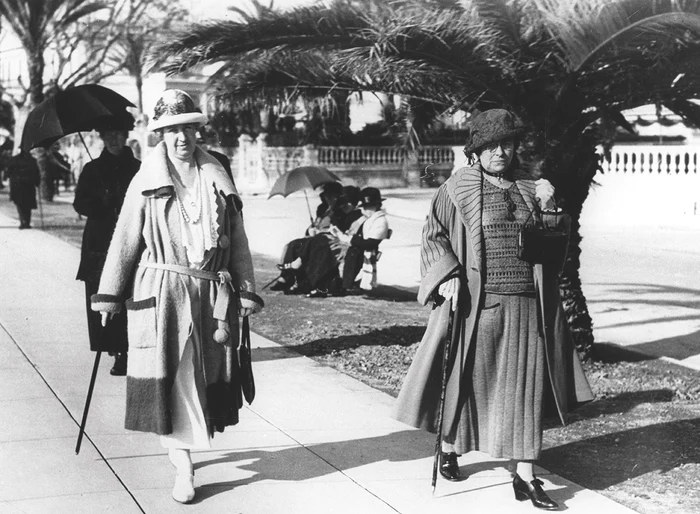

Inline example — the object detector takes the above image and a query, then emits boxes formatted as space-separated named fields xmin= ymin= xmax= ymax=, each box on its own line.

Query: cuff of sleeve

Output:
xmin=239 ymin=291 xmax=264 ymax=314
xmin=418 ymin=254 xmax=460 ymax=306
xmin=91 ymin=294 xmax=123 ymax=313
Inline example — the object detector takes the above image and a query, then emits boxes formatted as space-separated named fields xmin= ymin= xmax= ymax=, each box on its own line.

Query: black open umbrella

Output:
xmin=20 ymin=84 xmax=135 ymax=152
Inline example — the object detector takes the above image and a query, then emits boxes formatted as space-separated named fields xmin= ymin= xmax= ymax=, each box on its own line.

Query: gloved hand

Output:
xmin=100 ymin=312 xmax=114 ymax=327
xmin=535 ymin=178 xmax=556 ymax=210
xmin=438 ymin=277 xmax=460 ymax=311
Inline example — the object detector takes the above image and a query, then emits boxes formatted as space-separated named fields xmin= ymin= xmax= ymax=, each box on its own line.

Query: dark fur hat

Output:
xmin=463 ymin=109 xmax=525 ymax=154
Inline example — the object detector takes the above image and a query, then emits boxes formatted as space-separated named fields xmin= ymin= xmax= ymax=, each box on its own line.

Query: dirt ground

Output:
xmin=2 ymin=188 xmax=700 ymax=514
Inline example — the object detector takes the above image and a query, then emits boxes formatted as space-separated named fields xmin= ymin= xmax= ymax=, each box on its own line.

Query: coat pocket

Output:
xmin=125 ymin=297 xmax=157 ymax=349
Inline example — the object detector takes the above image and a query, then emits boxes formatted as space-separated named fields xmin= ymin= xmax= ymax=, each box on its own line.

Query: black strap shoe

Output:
xmin=513 ymin=474 xmax=559 ymax=510
xmin=439 ymin=452 xmax=465 ymax=482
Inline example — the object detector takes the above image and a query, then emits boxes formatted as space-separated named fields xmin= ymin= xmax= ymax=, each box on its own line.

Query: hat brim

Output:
xmin=147 ymin=112 xmax=208 ymax=132
xmin=359 ymin=198 xmax=385 ymax=207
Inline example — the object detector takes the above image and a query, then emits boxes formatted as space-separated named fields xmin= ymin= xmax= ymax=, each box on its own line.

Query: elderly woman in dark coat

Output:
xmin=74 ymin=114 xmax=140 ymax=376
xmin=92 ymin=90 xmax=263 ymax=504
xmin=6 ymin=149 xmax=40 ymax=229
xmin=394 ymin=109 xmax=593 ymax=511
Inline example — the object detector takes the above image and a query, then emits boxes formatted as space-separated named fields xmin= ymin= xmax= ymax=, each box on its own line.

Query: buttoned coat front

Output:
xmin=393 ymin=165 xmax=593 ymax=436
xmin=92 ymin=142 xmax=257 ymax=436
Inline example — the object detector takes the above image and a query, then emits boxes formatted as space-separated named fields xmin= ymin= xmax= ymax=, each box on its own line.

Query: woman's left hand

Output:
xmin=239 ymin=307 xmax=253 ymax=317
xmin=535 ymin=178 xmax=555 ymax=210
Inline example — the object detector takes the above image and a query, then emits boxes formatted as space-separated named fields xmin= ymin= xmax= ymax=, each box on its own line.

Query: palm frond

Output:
xmin=534 ymin=0 xmax=700 ymax=73
xmin=664 ymin=98 xmax=700 ymax=128
xmin=154 ymin=3 xmax=371 ymax=74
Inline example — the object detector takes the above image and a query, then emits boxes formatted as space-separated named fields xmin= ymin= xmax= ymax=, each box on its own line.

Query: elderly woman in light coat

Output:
xmin=394 ymin=109 xmax=592 ymax=511
xmin=93 ymin=90 xmax=263 ymax=504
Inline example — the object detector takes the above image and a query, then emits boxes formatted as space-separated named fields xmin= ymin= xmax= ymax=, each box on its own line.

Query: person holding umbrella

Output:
xmin=393 ymin=109 xmax=592 ymax=510
xmin=73 ymin=112 xmax=140 ymax=376
xmin=6 ymin=149 xmax=40 ymax=229
xmin=92 ymin=89 xmax=263 ymax=504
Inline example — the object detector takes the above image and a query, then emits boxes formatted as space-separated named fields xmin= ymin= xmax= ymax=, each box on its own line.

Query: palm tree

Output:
xmin=0 ymin=0 xmax=109 ymax=199
xmin=155 ymin=0 xmax=700 ymax=359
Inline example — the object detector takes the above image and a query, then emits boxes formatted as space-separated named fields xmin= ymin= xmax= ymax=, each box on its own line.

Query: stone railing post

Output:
xmin=238 ymin=134 xmax=253 ymax=186
xmin=255 ymin=132 xmax=269 ymax=189
xmin=303 ymin=144 xmax=319 ymax=166
xmin=402 ymin=149 xmax=421 ymax=187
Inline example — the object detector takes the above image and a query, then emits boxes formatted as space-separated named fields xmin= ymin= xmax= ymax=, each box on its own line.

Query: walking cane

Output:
xmin=75 ymin=349 xmax=101 ymax=454
xmin=431 ymin=299 xmax=459 ymax=494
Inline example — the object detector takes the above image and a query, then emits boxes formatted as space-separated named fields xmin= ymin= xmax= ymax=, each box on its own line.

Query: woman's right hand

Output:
xmin=438 ymin=277 xmax=460 ymax=311
xmin=100 ymin=312 xmax=114 ymax=327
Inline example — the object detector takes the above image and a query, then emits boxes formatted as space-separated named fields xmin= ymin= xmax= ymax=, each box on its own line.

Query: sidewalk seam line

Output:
xmin=246 ymin=406 xmax=402 ymax=513
xmin=0 ymin=320 xmax=146 ymax=514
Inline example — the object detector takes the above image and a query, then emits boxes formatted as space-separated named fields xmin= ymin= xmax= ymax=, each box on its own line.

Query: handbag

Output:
xmin=517 ymin=204 xmax=570 ymax=268
xmin=239 ymin=316 xmax=255 ymax=404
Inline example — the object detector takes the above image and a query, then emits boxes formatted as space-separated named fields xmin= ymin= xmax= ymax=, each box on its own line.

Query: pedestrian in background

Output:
xmin=394 ymin=109 xmax=593 ymax=511
xmin=73 ymin=113 xmax=140 ymax=376
xmin=6 ymin=149 xmax=40 ymax=229
xmin=92 ymin=89 xmax=263 ymax=504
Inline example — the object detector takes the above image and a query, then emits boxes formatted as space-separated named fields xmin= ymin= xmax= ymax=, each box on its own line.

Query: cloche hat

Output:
xmin=147 ymin=89 xmax=208 ymax=132
xmin=463 ymin=109 xmax=526 ymax=154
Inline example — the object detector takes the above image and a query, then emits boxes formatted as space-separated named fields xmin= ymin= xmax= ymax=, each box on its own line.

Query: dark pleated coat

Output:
xmin=393 ymin=165 xmax=593 ymax=437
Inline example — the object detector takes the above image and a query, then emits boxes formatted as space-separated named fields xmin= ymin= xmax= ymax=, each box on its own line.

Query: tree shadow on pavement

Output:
xmin=541 ymin=418 xmax=700 ymax=490
xmin=587 ymin=282 xmax=700 ymax=360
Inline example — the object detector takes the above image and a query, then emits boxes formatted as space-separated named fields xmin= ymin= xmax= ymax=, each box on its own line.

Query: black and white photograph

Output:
xmin=0 ymin=0 xmax=698 ymax=512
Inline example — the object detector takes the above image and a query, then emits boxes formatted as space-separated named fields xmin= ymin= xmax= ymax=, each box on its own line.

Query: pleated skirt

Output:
xmin=448 ymin=292 xmax=545 ymax=460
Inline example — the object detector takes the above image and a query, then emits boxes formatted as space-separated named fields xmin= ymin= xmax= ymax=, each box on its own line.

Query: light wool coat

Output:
xmin=92 ymin=142 xmax=257 ymax=435
xmin=394 ymin=164 xmax=593 ymax=435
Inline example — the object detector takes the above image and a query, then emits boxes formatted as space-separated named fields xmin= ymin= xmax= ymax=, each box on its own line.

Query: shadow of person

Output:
xmin=291 ymin=325 xmax=425 ymax=362
xmin=189 ymin=429 xmax=504 ymax=503
xmin=360 ymin=284 xmax=418 ymax=302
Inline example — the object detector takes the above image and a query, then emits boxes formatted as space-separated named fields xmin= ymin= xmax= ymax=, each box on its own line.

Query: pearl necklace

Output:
xmin=170 ymin=161 xmax=202 ymax=224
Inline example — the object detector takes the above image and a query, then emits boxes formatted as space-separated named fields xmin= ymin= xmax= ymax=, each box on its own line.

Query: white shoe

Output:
xmin=172 ymin=471 xmax=195 ymax=504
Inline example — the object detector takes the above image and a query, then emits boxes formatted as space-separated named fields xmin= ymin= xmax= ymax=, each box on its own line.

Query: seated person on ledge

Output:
xmin=272 ymin=184 xmax=363 ymax=296
xmin=273 ymin=187 xmax=390 ymax=298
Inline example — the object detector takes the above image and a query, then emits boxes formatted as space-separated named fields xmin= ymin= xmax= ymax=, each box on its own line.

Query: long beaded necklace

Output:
xmin=170 ymin=160 xmax=202 ymax=224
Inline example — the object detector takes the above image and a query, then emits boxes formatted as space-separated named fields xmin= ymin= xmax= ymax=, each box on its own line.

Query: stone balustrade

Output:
xmin=601 ymin=144 xmax=700 ymax=175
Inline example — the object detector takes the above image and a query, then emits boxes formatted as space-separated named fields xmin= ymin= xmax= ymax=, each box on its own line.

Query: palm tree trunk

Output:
xmin=135 ymin=73 xmax=144 ymax=113
xmin=556 ymin=147 xmax=600 ymax=360
xmin=560 ymin=209 xmax=595 ymax=360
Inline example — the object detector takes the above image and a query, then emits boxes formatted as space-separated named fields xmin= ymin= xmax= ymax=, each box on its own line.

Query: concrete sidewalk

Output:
xmin=0 ymin=216 xmax=637 ymax=512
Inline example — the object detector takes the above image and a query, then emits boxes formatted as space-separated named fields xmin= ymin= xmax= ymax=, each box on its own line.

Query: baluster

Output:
xmin=639 ymin=152 xmax=647 ymax=174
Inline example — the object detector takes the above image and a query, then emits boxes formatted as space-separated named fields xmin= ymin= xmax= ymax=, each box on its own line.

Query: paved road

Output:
xmin=243 ymin=190 xmax=700 ymax=369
